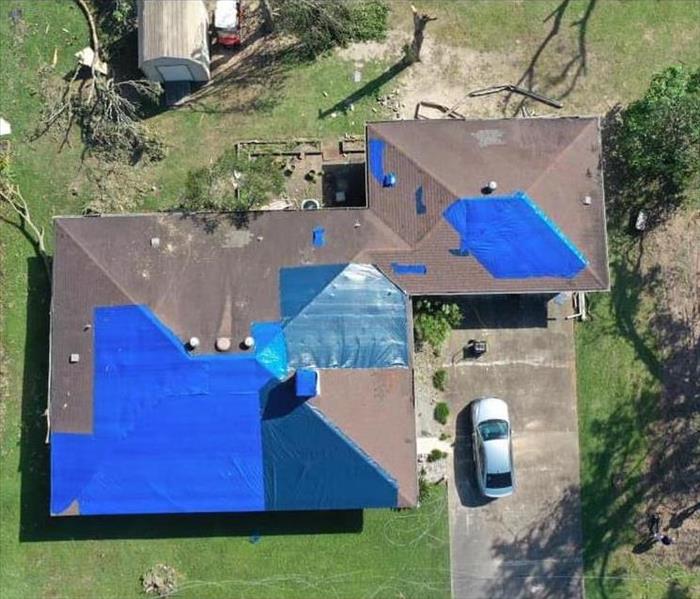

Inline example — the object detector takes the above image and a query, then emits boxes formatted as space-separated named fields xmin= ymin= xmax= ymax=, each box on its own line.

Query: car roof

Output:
xmin=484 ymin=438 xmax=511 ymax=474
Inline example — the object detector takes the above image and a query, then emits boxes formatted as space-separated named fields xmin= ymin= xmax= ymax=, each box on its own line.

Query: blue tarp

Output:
xmin=368 ymin=138 xmax=386 ymax=184
xmin=416 ymin=186 xmax=426 ymax=214
xmin=280 ymin=264 xmax=409 ymax=369
xmin=295 ymin=368 xmax=318 ymax=397
xmin=261 ymin=378 xmax=397 ymax=511
xmin=391 ymin=263 xmax=427 ymax=275
xmin=51 ymin=302 xmax=405 ymax=515
xmin=51 ymin=305 xmax=268 ymax=515
xmin=443 ymin=192 xmax=588 ymax=279
xmin=312 ymin=227 xmax=325 ymax=247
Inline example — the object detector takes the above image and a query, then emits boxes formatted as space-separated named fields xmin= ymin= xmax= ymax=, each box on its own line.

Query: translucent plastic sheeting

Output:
xmin=261 ymin=377 xmax=398 ymax=510
xmin=279 ymin=264 xmax=409 ymax=369
xmin=443 ymin=192 xmax=587 ymax=279
xmin=51 ymin=305 xmax=267 ymax=515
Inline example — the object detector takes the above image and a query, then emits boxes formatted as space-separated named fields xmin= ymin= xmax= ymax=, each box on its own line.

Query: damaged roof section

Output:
xmin=49 ymin=117 xmax=610 ymax=516
xmin=365 ymin=117 xmax=609 ymax=294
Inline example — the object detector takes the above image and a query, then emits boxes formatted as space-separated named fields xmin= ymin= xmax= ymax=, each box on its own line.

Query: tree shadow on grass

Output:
xmin=318 ymin=59 xmax=409 ymax=119
xmin=18 ymin=258 xmax=363 ymax=542
xmin=181 ymin=23 xmax=297 ymax=116
xmin=577 ymin=238 xmax=700 ymax=595
xmin=504 ymin=0 xmax=598 ymax=115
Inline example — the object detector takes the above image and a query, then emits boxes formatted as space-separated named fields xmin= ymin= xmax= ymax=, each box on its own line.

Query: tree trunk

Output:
xmin=407 ymin=4 xmax=437 ymax=63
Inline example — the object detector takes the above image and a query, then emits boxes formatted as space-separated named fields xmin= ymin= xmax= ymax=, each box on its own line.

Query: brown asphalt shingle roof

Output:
xmin=49 ymin=117 xmax=610 ymax=512
xmin=365 ymin=117 xmax=609 ymax=294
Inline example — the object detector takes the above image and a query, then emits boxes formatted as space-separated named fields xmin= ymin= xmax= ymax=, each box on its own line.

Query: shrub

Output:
xmin=182 ymin=151 xmax=285 ymax=212
xmin=610 ymin=65 xmax=700 ymax=226
xmin=418 ymin=474 xmax=431 ymax=502
xmin=434 ymin=402 xmax=449 ymax=425
xmin=426 ymin=448 xmax=448 ymax=463
xmin=414 ymin=299 xmax=462 ymax=353
xmin=432 ymin=368 xmax=448 ymax=391
xmin=350 ymin=0 xmax=389 ymax=42
xmin=439 ymin=432 xmax=450 ymax=441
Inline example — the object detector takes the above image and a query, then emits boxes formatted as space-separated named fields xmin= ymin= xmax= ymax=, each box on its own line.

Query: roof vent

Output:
xmin=242 ymin=336 xmax=255 ymax=350
xmin=187 ymin=337 xmax=200 ymax=351
xmin=215 ymin=337 xmax=231 ymax=352
xmin=383 ymin=172 xmax=397 ymax=188
xmin=302 ymin=198 xmax=320 ymax=210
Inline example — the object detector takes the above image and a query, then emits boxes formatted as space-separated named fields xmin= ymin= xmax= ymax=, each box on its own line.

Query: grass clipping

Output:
xmin=141 ymin=564 xmax=179 ymax=597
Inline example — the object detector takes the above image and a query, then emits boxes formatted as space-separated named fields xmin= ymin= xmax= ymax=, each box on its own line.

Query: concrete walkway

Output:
xmin=444 ymin=295 xmax=584 ymax=599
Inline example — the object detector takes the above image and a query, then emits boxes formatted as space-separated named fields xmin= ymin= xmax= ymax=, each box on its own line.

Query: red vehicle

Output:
xmin=215 ymin=0 xmax=242 ymax=48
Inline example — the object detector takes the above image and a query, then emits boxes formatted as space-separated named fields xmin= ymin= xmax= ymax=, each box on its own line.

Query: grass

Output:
xmin=576 ymin=237 xmax=700 ymax=599
xmin=2 ymin=1 xmax=700 ymax=598
xmin=0 ymin=4 xmax=447 ymax=599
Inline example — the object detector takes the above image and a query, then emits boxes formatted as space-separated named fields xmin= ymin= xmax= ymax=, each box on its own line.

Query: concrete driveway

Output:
xmin=445 ymin=295 xmax=584 ymax=599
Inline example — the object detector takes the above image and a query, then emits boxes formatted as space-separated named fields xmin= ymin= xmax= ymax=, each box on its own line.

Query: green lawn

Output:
xmin=0 ymin=3 xmax=447 ymax=599
xmin=2 ymin=1 xmax=700 ymax=598
xmin=576 ymin=237 xmax=700 ymax=599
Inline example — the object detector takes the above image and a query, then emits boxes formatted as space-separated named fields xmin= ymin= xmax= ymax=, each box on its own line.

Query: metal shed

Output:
xmin=138 ymin=0 xmax=211 ymax=83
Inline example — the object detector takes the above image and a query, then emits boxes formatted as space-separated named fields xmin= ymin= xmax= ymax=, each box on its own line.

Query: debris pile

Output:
xmin=141 ymin=564 xmax=179 ymax=597
xmin=376 ymin=90 xmax=404 ymax=118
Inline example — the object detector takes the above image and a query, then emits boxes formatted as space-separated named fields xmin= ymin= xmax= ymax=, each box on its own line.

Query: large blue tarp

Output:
xmin=280 ymin=264 xmax=409 ymax=369
xmin=51 ymin=303 xmax=403 ymax=515
xmin=443 ymin=192 xmax=587 ymax=279
xmin=368 ymin=138 xmax=386 ymax=184
xmin=51 ymin=305 xmax=268 ymax=515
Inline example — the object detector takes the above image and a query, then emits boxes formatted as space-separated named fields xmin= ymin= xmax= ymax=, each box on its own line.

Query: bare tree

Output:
xmin=0 ymin=172 xmax=51 ymax=285
xmin=405 ymin=4 xmax=437 ymax=64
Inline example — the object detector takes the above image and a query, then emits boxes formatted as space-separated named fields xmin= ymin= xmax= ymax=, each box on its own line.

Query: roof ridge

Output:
xmin=523 ymin=119 xmax=598 ymax=202
xmin=366 ymin=129 xmax=463 ymax=248
xmin=309 ymin=403 xmax=399 ymax=491
xmin=57 ymin=221 xmax=141 ymax=307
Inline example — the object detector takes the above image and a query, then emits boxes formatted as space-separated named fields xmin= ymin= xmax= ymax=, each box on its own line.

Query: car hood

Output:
xmin=473 ymin=398 xmax=509 ymax=424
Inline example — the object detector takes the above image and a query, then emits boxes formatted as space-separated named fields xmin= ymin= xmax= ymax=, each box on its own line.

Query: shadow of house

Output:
xmin=450 ymin=294 xmax=552 ymax=330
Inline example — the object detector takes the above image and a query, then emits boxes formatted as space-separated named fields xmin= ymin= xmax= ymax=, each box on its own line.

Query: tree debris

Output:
xmin=141 ymin=564 xmax=179 ymax=597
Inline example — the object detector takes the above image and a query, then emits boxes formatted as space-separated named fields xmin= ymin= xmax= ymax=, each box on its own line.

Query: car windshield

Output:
xmin=478 ymin=419 xmax=509 ymax=441
xmin=486 ymin=471 xmax=512 ymax=489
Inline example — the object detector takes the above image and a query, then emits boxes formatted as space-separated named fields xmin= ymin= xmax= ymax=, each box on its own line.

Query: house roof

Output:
xmin=50 ymin=212 xmax=417 ymax=515
xmin=49 ymin=117 xmax=609 ymax=516
xmin=365 ymin=117 xmax=609 ymax=294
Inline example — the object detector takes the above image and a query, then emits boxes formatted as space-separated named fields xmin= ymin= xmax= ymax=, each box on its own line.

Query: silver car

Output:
xmin=471 ymin=397 xmax=515 ymax=498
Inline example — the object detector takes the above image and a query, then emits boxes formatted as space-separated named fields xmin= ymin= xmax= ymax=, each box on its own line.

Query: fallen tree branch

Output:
xmin=0 ymin=179 xmax=52 ymax=286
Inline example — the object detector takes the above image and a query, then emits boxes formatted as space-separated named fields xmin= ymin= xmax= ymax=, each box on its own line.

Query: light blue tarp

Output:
xmin=443 ymin=192 xmax=587 ymax=279
xmin=280 ymin=264 xmax=409 ymax=369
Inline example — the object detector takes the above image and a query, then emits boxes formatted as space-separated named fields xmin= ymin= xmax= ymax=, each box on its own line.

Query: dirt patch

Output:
xmin=413 ymin=347 xmax=450 ymax=439
xmin=338 ymin=35 xmax=531 ymax=120
xmin=639 ymin=208 xmax=700 ymax=568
